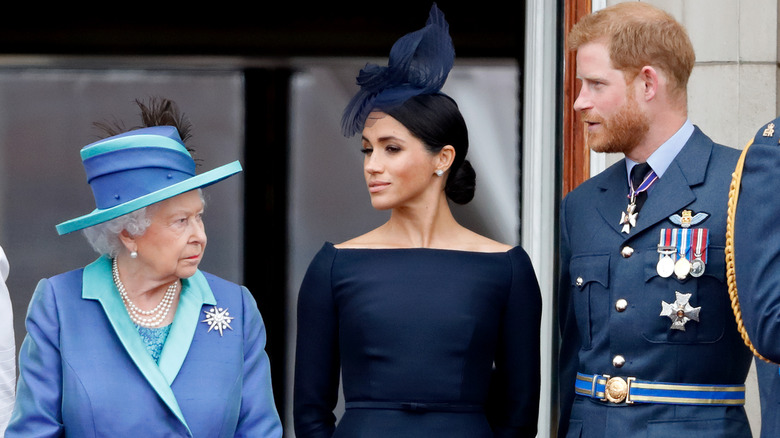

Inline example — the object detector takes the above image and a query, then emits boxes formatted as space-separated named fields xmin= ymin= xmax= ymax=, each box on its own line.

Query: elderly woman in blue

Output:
xmin=7 ymin=99 xmax=283 ymax=437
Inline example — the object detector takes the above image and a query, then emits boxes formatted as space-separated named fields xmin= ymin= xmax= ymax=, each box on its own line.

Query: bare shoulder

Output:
xmin=334 ymin=228 xmax=391 ymax=249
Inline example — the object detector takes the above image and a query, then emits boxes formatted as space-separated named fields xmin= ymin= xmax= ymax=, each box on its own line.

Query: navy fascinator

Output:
xmin=341 ymin=3 xmax=455 ymax=137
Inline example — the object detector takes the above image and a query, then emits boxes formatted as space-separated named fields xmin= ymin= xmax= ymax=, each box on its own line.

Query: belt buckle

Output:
xmin=603 ymin=376 xmax=635 ymax=404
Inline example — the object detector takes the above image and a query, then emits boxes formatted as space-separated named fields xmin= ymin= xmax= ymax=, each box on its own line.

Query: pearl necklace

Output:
xmin=112 ymin=257 xmax=178 ymax=328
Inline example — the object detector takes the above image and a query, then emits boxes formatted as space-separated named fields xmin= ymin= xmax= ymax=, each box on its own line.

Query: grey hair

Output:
xmin=80 ymin=189 xmax=206 ymax=257
xmin=81 ymin=207 xmax=154 ymax=257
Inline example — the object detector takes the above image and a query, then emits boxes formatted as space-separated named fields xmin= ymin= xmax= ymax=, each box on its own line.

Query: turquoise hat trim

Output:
xmin=56 ymin=160 xmax=242 ymax=235
xmin=80 ymin=134 xmax=190 ymax=160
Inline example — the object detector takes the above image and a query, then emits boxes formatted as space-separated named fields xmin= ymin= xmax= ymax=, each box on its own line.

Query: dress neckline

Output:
xmin=328 ymin=241 xmax=518 ymax=255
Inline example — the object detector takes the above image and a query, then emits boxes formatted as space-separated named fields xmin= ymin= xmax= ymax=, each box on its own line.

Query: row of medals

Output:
xmin=658 ymin=123 xmax=775 ymax=283
xmin=656 ymin=229 xmax=706 ymax=280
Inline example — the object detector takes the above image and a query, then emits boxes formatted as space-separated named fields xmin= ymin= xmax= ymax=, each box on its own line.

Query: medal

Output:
xmin=690 ymin=228 xmax=708 ymax=278
xmin=690 ymin=259 xmax=705 ymax=277
xmin=674 ymin=257 xmax=691 ymax=280
xmin=620 ymin=201 xmax=638 ymax=234
xmin=657 ymin=229 xmax=676 ymax=278
xmin=657 ymin=253 xmax=675 ymax=278
xmin=619 ymin=167 xmax=658 ymax=234
xmin=673 ymin=228 xmax=693 ymax=280
xmin=660 ymin=291 xmax=701 ymax=331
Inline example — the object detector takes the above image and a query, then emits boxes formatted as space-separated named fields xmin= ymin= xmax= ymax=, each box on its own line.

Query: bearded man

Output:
xmin=557 ymin=2 xmax=752 ymax=437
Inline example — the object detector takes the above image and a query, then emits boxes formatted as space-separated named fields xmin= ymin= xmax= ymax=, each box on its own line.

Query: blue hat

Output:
xmin=340 ymin=3 xmax=455 ymax=137
xmin=55 ymin=125 xmax=242 ymax=235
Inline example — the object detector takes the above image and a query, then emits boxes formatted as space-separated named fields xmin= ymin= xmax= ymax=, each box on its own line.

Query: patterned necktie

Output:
xmin=630 ymin=162 xmax=652 ymax=213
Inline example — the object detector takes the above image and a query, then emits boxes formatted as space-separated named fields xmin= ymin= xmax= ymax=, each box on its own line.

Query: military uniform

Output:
xmin=729 ymin=116 xmax=780 ymax=438
xmin=558 ymin=124 xmax=753 ymax=437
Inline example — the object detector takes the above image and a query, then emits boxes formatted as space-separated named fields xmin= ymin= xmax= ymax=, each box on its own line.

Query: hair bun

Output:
xmin=445 ymin=159 xmax=476 ymax=205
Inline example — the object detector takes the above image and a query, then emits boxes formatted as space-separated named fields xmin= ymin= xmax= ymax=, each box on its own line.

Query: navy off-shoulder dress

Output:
xmin=294 ymin=242 xmax=542 ymax=437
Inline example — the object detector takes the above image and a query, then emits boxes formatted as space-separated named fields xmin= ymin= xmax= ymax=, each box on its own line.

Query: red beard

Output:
xmin=582 ymin=93 xmax=650 ymax=155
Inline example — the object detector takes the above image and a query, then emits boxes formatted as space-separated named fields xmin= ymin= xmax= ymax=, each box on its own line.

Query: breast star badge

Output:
xmin=660 ymin=291 xmax=700 ymax=331
xmin=202 ymin=306 xmax=235 ymax=336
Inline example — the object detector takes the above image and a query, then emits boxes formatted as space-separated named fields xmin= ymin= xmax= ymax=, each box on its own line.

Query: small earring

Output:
xmin=130 ymin=251 xmax=138 ymax=259
xmin=435 ymin=169 xmax=444 ymax=177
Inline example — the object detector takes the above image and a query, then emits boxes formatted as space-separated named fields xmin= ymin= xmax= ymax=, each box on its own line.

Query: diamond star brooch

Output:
xmin=202 ymin=306 xmax=235 ymax=336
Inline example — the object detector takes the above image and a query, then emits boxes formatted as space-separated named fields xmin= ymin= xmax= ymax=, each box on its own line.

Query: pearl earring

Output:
xmin=435 ymin=169 xmax=444 ymax=177
xmin=130 ymin=251 xmax=138 ymax=259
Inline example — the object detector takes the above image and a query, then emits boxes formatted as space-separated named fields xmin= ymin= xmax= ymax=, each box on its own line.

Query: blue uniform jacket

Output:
xmin=6 ymin=255 xmax=283 ymax=437
xmin=731 ymin=117 xmax=780 ymax=438
xmin=558 ymin=127 xmax=753 ymax=437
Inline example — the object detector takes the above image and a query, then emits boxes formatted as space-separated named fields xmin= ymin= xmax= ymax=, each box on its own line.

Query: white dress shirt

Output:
xmin=0 ymin=245 xmax=15 ymax=435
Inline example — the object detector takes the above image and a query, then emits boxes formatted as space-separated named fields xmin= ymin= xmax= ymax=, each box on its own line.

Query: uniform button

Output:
xmin=615 ymin=299 xmax=628 ymax=312
xmin=621 ymin=246 xmax=634 ymax=258
xmin=613 ymin=355 xmax=626 ymax=368
xmin=576 ymin=277 xmax=583 ymax=287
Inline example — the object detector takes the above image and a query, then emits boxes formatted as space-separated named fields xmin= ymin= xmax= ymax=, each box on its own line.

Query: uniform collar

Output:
xmin=625 ymin=119 xmax=694 ymax=182
xmin=596 ymin=125 xmax=712 ymax=237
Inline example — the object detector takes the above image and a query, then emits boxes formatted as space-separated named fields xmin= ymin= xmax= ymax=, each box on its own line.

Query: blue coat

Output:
xmin=731 ymin=116 xmax=780 ymax=438
xmin=6 ymin=255 xmax=283 ymax=437
xmin=558 ymin=127 xmax=753 ymax=437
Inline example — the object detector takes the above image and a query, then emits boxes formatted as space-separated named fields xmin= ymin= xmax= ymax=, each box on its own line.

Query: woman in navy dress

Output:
xmin=293 ymin=5 xmax=542 ymax=437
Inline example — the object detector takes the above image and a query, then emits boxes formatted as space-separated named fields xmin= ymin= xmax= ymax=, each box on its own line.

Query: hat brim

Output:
xmin=56 ymin=160 xmax=242 ymax=235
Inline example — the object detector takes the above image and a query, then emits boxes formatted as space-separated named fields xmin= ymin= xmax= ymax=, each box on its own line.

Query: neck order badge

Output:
xmin=620 ymin=163 xmax=658 ymax=233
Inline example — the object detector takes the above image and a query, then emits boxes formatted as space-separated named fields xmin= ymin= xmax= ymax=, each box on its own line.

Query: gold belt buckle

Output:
xmin=603 ymin=376 xmax=635 ymax=404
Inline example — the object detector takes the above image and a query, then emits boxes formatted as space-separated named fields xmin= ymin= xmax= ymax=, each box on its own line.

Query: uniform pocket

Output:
xmin=641 ymin=247 xmax=727 ymax=344
xmin=569 ymin=254 xmax=611 ymax=350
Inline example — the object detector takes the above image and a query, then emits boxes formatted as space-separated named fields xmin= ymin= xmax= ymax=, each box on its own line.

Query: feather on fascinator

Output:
xmin=341 ymin=3 xmax=455 ymax=137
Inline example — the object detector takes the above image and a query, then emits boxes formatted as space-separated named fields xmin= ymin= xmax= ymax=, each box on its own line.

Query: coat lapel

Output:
xmin=594 ymin=163 xmax=633 ymax=236
xmin=628 ymin=127 xmax=711 ymax=237
xmin=81 ymin=256 xmax=216 ymax=434
xmin=158 ymin=271 xmax=216 ymax=384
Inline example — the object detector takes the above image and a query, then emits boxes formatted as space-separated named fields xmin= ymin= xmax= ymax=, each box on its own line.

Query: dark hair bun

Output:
xmin=445 ymin=159 xmax=476 ymax=204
